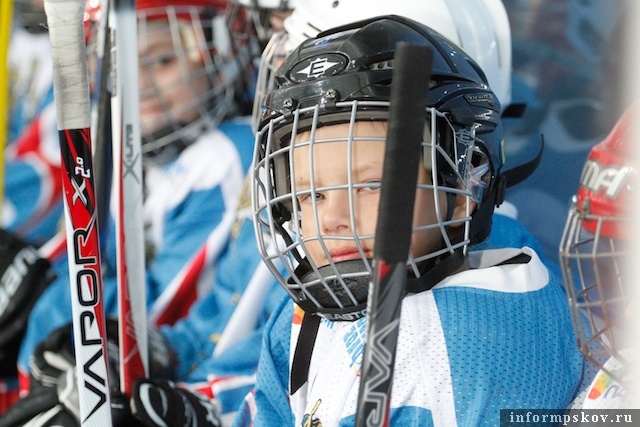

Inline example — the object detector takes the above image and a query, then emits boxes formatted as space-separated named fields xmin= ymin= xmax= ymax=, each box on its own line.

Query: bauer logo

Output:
xmin=0 ymin=247 xmax=39 ymax=315
xmin=290 ymin=54 xmax=347 ymax=82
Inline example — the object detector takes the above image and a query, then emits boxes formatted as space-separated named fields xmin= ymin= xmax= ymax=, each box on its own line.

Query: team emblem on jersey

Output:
xmin=290 ymin=54 xmax=347 ymax=82
xmin=587 ymin=368 xmax=626 ymax=401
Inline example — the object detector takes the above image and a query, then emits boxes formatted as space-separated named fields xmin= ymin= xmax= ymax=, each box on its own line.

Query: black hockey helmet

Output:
xmin=252 ymin=15 xmax=507 ymax=319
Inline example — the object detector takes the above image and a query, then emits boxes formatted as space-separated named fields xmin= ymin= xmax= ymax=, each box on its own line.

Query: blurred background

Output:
xmin=501 ymin=0 xmax=632 ymax=263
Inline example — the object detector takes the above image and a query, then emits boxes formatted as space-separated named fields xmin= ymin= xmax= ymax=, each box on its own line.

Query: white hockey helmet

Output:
xmin=252 ymin=0 xmax=512 ymax=132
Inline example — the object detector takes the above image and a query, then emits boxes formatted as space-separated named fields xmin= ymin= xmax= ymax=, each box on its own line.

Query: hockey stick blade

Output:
xmin=44 ymin=0 xmax=113 ymax=425
xmin=355 ymin=42 xmax=433 ymax=427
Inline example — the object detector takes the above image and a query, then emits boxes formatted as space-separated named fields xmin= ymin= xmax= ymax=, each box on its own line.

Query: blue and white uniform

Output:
xmin=236 ymin=246 xmax=584 ymax=427
xmin=17 ymin=120 xmax=254 ymax=377
xmin=160 ymin=207 xmax=287 ymax=425
xmin=1 ymin=103 xmax=62 ymax=245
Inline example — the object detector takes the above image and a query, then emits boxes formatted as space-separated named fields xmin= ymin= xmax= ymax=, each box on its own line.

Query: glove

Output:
xmin=0 ymin=318 xmax=177 ymax=426
xmin=0 ymin=388 xmax=77 ymax=427
xmin=131 ymin=379 xmax=222 ymax=427
xmin=0 ymin=371 xmax=138 ymax=427
xmin=29 ymin=318 xmax=176 ymax=390
xmin=7 ymin=320 xmax=139 ymax=426
xmin=0 ymin=228 xmax=55 ymax=377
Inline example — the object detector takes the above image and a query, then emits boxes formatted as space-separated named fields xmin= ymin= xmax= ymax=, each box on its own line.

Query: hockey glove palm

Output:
xmin=131 ymin=379 xmax=222 ymax=427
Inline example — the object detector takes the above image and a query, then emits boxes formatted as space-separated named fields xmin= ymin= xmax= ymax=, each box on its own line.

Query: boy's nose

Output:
xmin=320 ymin=189 xmax=352 ymax=235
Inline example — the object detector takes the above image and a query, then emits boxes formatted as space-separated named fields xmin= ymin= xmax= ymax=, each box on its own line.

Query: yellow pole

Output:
xmin=0 ymin=0 xmax=13 ymax=210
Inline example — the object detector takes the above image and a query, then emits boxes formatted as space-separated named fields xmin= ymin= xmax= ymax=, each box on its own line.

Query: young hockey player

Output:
xmin=13 ymin=0 xmax=255 ymax=391
xmin=560 ymin=104 xmax=639 ymax=409
xmin=241 ymin=15 xmax=585 ymax=426
xmin=248 ymin=0 xmax=562 ymax=280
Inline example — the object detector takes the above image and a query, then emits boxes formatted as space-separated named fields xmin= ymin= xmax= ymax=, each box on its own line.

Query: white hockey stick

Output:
xmin=109 ymin=0 xmax=148 ymax=397
xmin=43 ymin=0 xmax=113 ymax=424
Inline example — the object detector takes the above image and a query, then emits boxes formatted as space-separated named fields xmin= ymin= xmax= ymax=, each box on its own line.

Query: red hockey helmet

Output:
xmin=576 ymin=105 xmax=637 ymax=239
xmin=560 ymin=103 xmax=638 ymax=384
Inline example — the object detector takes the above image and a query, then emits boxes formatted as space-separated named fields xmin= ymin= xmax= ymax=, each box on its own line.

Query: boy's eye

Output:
xmin=358 ymin=181 xmax=381 ymax=192
xmin=298 ymin=191 xmax=324 ymax=204
xmin=145 ymin=53 xmax=174 ymax=68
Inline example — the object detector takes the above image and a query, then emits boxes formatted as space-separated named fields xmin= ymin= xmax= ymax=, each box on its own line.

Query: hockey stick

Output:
xmin=109 ymin=0 xmax=148 ymax=397
xmin=0 ymin=0 xmax=12 ymax=210
xmin=91 ymin=0 xmax=113 ymax=251
xmin=43 ymin=0 xmax=113 ymax=424
xmin=355 ymin=42 xmax=433 ymax=427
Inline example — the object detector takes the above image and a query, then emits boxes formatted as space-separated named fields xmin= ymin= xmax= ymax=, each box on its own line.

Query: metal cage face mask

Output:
xmin=252 ymin=101 xmax=489 ymax=320
xmin=559 ymin=199 xmax=634 ymax=384
xmin=251 ymin=29 xmax=289 ymax=134
xmin=135 ymin=6 xmax=242 ymax=163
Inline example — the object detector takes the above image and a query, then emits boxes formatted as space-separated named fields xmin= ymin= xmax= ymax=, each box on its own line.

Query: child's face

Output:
xmin=138 ymin=21 xmax=211 ymax=137
xmin=293 ymin=121 xmax=449 ymax=269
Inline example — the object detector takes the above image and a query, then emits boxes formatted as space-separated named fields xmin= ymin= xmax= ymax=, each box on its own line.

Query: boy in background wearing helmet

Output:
xmin=3 ymin=0 xmax=256 ymax=403
xmin=0 ymin=1 xmax=280 ymax=424
xmin=560 ymin=104 xmax=639 ymax=410
xmin=239 ymin=16 xmax=585 ymax=426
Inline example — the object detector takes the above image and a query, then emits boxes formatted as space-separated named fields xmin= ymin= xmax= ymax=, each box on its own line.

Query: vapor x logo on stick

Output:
xmin=46 ymin=0 xmax=113 ymax=423
xmin=61 ymin=134 xmax=111 ymax=423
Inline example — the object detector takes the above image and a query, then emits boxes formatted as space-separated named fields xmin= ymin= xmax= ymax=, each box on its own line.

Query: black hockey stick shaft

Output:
xmin=355 ymin=42 xmax=433 ymax=427
xmin=92 ymin=0 xmax=113 ymax=251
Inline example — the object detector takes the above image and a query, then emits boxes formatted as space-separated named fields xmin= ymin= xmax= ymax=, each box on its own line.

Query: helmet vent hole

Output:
xmin=369 ymin=60 xmax=394 ymax=70
xmin=332 ymin=1 xmax=339 ymax=8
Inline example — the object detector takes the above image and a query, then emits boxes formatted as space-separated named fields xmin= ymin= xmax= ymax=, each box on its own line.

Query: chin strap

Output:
xmin=405 ymin=249 xmax=465 ymax=294
xmin=290 ymin=313 xmax=321 ymax=395
xmin=502 ymin=135 xmax=544 ymax=190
